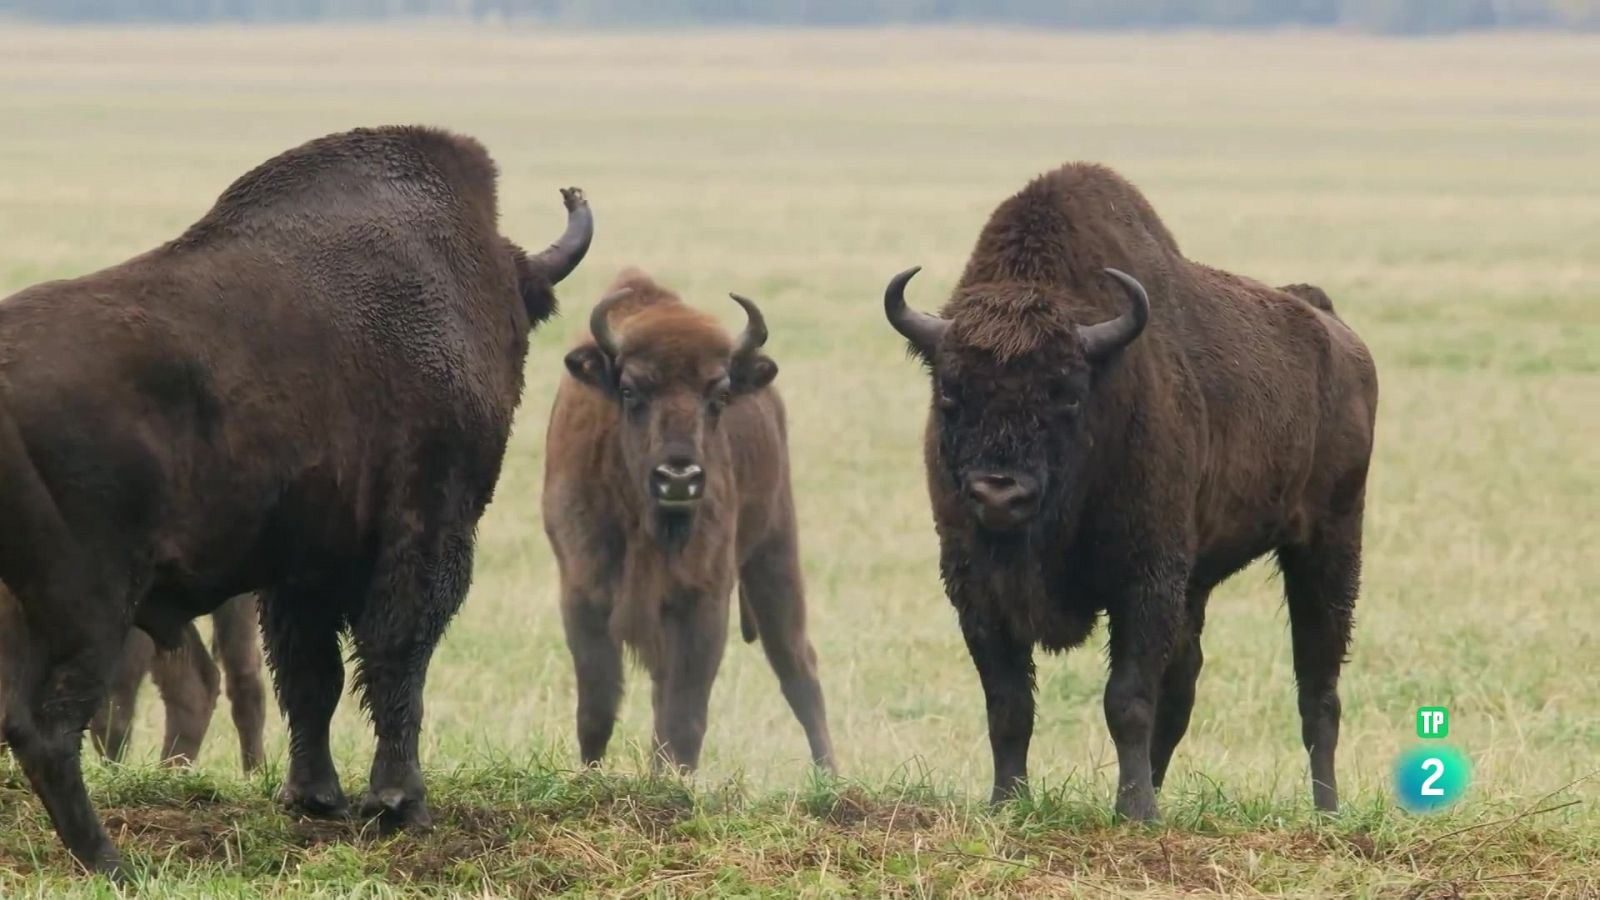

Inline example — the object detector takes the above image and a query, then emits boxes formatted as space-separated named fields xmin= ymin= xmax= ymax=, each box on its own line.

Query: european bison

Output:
xmin=543 ymin=270 xmax=834 ymax=773
xmin=89 ymin=594 xmax=266 ymax=772
xmin=0 ymin=125 xmax=591 ymax=874
xmin=879 ymin=163 xmax=1377 ymax=819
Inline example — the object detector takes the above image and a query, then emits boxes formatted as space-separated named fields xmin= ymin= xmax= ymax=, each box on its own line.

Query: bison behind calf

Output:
xmin=543 ymin=269 xmax=835 ymax=774
xmin=0 ymin=126 xmax=591 ymax=875
xmin=880 ymin=162 xmax=1377 ymax=819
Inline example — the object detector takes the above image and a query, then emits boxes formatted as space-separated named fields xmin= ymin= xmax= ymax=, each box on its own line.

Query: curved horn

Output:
xmin=1078 ymin=268 xmax=1150 ymax=362
xmin=727 ymin=293 xmax=769 ymax=359
xmin=529 ymin=187 xmax=594 ymax=285
xmin=588 ymin=288 xmax=632 ymax=359
xmin=883 ymin=266 xmax=948 ymax=356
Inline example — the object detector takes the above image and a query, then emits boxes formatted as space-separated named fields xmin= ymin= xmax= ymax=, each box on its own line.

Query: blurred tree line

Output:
xmin=3 ymin=0 xmax=1598 ymax=33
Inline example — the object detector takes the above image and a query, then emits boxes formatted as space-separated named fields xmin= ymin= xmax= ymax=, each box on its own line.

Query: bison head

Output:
xmin=882 ymin=267 xmax=1149 ymax=535
xmin=564 ymin=287 xmax=777 ymax=536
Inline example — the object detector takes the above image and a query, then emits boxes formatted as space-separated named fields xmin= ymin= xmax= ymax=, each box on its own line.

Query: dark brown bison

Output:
xmin=543 ymin=270 xmax=834 ymax=773
xmin=89 ymin=594 xmax=266 ymax=772
xmin=0 ymin=125 xmax=591 ymax=874
xmin=879 ymin=163 xmax=1377 ymax=819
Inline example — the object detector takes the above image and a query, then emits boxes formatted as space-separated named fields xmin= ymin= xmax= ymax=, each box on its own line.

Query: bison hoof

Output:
xmin=1115 ymin=791 xmax=1160 ymax=823
xmin=279 ymin=781 xmax=349 ymax=820
xmin=75 ymin=843 xmax=126 ymax=881
xmin=358 ymin=787 xmax=433 ymax=835
xmin=987 ymin=780 xmax=1028 ymax=806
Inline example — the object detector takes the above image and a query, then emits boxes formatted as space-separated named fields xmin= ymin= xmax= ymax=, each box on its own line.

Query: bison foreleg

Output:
xmin=349 ymin=528 xmax=473 ymax=834
xmin=1103 ymin=570 xmax=1186 ymax=822
xmin=649 ymin=594 xmax=728 ymax=774
xmin=1150 ymin=587 xmax=1211 ymax=791
xmin=960 ymin=615 xmax=1035 ymax=804
xmin=561 ymin=592 xmax=624 ymax=767
xmin=260 ymin=589 xmax=348 ymax=820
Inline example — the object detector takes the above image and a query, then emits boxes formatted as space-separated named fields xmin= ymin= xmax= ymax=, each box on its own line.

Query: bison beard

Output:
xmin=0 ymin=126 xmax=590 ymax=876
xmin=883 ymin=162 xmax=1377 ymax=820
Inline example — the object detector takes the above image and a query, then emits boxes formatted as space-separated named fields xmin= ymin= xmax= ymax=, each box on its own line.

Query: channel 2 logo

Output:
xmin=1393 ymin=706 xmax=1470 ymax=813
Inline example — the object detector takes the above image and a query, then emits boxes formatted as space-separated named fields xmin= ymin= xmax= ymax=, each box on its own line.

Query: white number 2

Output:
xmin=1420 ymin=758 xmax=1446 ymax=796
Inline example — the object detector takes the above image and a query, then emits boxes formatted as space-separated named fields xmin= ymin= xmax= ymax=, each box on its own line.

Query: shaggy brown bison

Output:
xmin=89 ymin=594 xmax=266 ymax=772
xmin=0 ymin=125 xmax=591 ymax=874
xmin=880 ymin=163 xmax=1377 ymax=820
xmin=543 ymin=270 xmax=834 ymax=773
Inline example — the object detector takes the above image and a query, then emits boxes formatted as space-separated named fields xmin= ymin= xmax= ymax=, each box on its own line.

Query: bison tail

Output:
xmin=738 ymin=586 xmax=759 ymax=644
xmin=0 ymin=395 xmax=77 ymax=598
xmin=1279 ymin=283 xmax=1336 ymax=313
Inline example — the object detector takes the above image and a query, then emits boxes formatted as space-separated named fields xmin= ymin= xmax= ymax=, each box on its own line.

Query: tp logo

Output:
xmin=1395 ymin=705 xmax=1469 ymax=813
xmin=1417 ymin=706 xmax=1448 ymax=738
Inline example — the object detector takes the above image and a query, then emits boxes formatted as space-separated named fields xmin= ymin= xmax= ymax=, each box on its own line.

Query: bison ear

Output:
xmin=564 ymin=346 xmax=615 ymax=392
xmin=731 ymin=354 xmax=778 ymax=395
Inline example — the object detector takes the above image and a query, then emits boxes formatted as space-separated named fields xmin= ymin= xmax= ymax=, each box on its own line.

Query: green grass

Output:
xmin=3 ymin=760 xmax=1596 ymax=897
xmin=1 ymin=25 xmax=1597 ymax=897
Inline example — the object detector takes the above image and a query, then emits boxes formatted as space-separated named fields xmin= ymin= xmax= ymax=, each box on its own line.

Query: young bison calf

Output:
xmin=89 ymin=594 xmax=266 ymax=772
xmin=543 ymin=269 xmax=834 ymax=773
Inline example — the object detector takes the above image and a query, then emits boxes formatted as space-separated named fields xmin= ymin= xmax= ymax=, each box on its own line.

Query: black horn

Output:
xmin=1079 ymin=268 xmax=1150 ymax=362
xmin=728 ymin=293 xmax=769 ymax=359
xmin=588 ymin=288 xmax=632 ymax=359
xmin=530 ymin=187 xmax=594 ymax=285
xmin=883 ymin=266 xmax=948 ymax=358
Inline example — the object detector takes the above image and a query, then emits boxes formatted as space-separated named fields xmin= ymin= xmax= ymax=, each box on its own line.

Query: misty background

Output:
xmin=3 ymin=0 xmax=1598 ymax=34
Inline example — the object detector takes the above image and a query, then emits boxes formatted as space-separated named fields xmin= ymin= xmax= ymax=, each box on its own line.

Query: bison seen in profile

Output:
xmin=543 ymin=270 xmax=835 ymax=774
xmin=879 ymin=163 xmax=1377 ymax=820
xmin=0 ymin=125 xmax=591 ymax=875
xmin=89 ymin=594 xmax=266 ymax=772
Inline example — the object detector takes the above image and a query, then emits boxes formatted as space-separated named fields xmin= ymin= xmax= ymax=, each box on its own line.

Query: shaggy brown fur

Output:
xmin=544 ymin=269 xmax=834 ymax=774
xmin=89 ymin=594 xmax=266 ymax=772
xmin=0 ymin=125 xmax=591 ymax=875
xmin=881 ymin=163 xmax=1377 ymax=820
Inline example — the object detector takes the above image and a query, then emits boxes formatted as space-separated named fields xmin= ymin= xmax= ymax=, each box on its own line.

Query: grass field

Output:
xmin=1 ymin=24 xmax=1598 ymax=897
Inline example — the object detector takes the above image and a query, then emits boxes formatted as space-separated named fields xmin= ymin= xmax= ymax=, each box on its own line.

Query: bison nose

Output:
xmin=965 ymin=472 xmax=1041 ymax=529
xmin=651 ymin=462 xmax=706 ymax=506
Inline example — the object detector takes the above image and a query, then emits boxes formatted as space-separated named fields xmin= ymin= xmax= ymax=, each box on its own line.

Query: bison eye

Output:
xmin=619 ymin=386 xmax=639 ymax=405
xmin=937 ymin=391 xmax=959 ymax=413
xmin=1045 ymin=380 xmax=1079 ymax=411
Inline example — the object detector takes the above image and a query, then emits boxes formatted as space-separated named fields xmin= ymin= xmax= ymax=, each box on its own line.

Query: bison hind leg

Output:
xmin=739 ymin=537 xmax=835 ymax=773
xmin=348 ymin=525 xmax=477 ymax=835
xmin=90 ymin=628 xmax=156 ymax=763
xmin=212 ymin=595 xmax=267 ymax=773
xmin=1277 ymin=521 xmax=1362 ymax=814
xmin=1 ymin=580 xmax=129 ymax=875
xmin=259 ymin=587 xmax=348 ymax=820
xmin=151 ymin=621 xmax=221 ymax=768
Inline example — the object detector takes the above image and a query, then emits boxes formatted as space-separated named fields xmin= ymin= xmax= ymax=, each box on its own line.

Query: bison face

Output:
xmin=933 ymin=360 xmax=1089 ymax=533
xmin=565 ymin=290 xmax=777 ymax=530
xmin=880 ymin=267 xmax=1150 ymax=536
